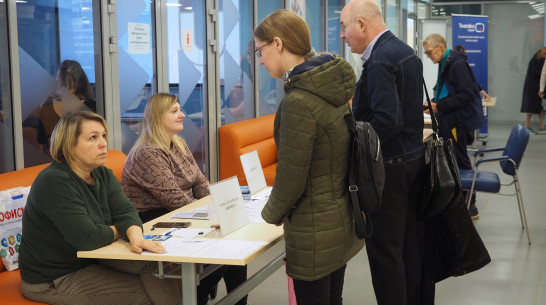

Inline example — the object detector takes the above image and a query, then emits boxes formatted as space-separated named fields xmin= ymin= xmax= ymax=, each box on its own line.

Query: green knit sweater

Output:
xmin=19 ymin=160 xmax=142 ymax=284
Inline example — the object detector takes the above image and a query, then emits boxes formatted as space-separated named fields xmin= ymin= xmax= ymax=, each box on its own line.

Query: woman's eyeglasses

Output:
xmin=254 ymin=42 xmax=272 ymax=57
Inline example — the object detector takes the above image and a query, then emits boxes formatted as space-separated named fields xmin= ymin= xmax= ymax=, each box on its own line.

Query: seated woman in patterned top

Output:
xmin=121 ymin=92 xmax=248 ymax=305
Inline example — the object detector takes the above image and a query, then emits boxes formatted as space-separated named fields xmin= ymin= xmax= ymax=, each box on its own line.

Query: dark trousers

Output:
xmin=366 ymin=155 xmax=430 ymax=305
xmin=292 ymin=265 xmax=347 ymax=305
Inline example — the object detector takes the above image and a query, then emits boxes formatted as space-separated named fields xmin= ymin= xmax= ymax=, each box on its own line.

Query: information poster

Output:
xmin=451 ymin=14 xmax=489 ymax=134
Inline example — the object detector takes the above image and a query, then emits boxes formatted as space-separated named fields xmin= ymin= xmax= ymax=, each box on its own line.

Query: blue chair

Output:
xmin=459 ymin=124 xmax=531 ymax=244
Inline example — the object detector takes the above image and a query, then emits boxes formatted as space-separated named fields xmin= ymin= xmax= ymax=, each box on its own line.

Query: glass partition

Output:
xmin=167 ymin=0 xmax=209 ymax=174
xmin=219 ymin=0 xmax=255 ymax=125
xmin=117 ymin=0 xmax=155 ymax=154
xmin=327 ymin=0 xmax=343 ymax=54
xmin=386 ymin=0 xmax=398 ymax=36
xmin=485 ymin=3 xmax=544 ymax=123
xmin=0 ymin=1 xmax=14 ymax=173
xmin=306 ymin=0 xmax=325 ymax=52
xmin=257 ymin=0 xmax=283 ymax=116
xmin=17 ymin=0 xmax=99 ymax=167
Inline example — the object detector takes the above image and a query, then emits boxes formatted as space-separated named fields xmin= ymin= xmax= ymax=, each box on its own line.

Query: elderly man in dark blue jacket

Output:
xmin=422 ymin=33 xmax=484 ymax=219
xmin=340 ymin=0 xmax=429 ymax=305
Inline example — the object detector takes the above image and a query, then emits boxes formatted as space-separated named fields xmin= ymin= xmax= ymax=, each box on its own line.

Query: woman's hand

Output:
xmin=125 ymin=225 xmax=165 ymax=254
xmin=130 ymin=238 xmax=166 ymax=255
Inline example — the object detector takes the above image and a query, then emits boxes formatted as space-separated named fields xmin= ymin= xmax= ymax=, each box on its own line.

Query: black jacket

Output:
xmin=436 ymin=50 xmax=484 ymax=133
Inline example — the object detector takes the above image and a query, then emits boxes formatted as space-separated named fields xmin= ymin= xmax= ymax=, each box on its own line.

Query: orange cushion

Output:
xmin=219 ymin=114 xmax=277 ymax=186
xmin=0 ymin=270 xmax=46 ymax=304
xmin=0 ymin=164 xmax=48 ymax=192
xmin=103 ymin=149 xmax=127 ymax=182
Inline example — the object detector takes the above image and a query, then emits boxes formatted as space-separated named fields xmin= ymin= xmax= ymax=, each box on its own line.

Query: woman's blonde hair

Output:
xmin=128 ymin=93 xmax=187 ymax=160
xmin=254 ymin=9 xmax=313 ymax=60
xmin=535 ymin=47 xmax=546 ymax=60
xmin=49 ymin=111 xmax=108 ymax=164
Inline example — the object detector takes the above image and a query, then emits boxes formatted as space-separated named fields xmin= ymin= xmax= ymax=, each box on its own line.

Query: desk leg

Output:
xmin=182 ymin=263 xmax=198 ymax=305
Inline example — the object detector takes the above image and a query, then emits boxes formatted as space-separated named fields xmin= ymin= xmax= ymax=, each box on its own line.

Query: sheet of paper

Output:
xmin=146 ymin=237 xmax=217 ymax=256
xmin=191 ymin=240 xmax=268 ymax=259
xmin=171 ymin=206 xmax=209 ymax=220
xmin=251 ymin=187 xmax=272 ymax=200
xmin=245 ymin=199 xmax=267 ymax=223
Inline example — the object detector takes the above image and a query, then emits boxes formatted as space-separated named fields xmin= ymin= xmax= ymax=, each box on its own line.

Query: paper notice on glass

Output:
xmin=128 ymin=22 xmax=151 ymax=54
xmin=209 ymin=177 xmax=249 ymax=235
xmin=191 ymin=240 xmax=268 ymax=259
xmin=240 ymin=150 xmax=267 ymax=195
xmin=172 ymin=206 xmax=209 ymax=220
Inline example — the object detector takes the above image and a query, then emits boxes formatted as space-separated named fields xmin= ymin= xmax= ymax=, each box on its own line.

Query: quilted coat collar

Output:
xmin=284 ymin=54 xmax=355 ymax=107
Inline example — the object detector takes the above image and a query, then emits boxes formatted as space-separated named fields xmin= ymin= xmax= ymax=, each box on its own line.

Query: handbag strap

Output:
xmin=423 ymin=78 xmax=440 ymax=140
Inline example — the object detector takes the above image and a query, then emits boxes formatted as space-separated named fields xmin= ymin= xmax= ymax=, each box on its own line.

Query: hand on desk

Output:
xmin=126 ymin=225 xmax=166 ymax=254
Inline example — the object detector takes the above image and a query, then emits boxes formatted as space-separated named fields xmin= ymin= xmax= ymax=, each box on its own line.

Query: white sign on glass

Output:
xmin=128 ymin=22 xmax=151 ymax=54
xmin=240 ymin=150 xmax=267 ymax=195
xmin=208 ymin=177 xmax=249 ymax=235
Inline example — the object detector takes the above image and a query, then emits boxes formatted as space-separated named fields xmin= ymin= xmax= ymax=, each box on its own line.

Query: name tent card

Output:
xmin=240 ymin=150 xmax=267 ymax=195
xmin=208 ymin=177 xmax=249 ymax=235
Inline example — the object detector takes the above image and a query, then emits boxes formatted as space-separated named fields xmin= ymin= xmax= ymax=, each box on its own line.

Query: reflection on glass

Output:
xmin=257 ymin=0 xmax=283 ymax=116
xmin=386 ymin=0 xmax=398 ymax=36
xmin=0 ymin=1 xmax=15 ymax=173
xmin=17 ymin=0 xmax=97 ymax=168
xmin=117 ymin=0 xmax=154 ymax=154
xmin=167 ymin=0 xmax=209 ymax=175
xmin=327 ymin=0 xmax=342 ymax=54
xmin=219 ymin=0 xmax=255 ymax=125
xmin=306 ymin=0 xmax=325 ymax=52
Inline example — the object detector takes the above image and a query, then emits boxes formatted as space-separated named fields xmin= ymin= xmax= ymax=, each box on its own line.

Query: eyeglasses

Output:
xmin=424 ymin=46 xmax=437 ymax=56
xmin=254 ymin=42 xmax=272 ymax=57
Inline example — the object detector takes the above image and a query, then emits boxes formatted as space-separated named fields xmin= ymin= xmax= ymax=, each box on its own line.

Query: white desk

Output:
xmin=78 ymin=194 xmax=284 ymax=305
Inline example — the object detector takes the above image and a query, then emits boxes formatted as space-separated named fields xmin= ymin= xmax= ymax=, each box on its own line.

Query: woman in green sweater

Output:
xmin=19 ymin=111 xmax=181 ymax=305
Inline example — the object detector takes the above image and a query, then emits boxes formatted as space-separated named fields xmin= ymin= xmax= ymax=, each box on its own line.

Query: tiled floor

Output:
xmin=212 ymin=123 xmax=546 ymax=305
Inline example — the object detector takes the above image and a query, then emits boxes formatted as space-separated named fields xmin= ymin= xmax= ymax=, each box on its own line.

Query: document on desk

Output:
xmin=245 ymin=199 xmax=267 ymax=223
xmin=147 ymin=237 xmax=217 ymax=257
xmin=168 ymin=227 xmax=215 ymax=238
xmin=171 ymin=206 xmax=209 ymax=220
xmin=147 ymin=237 xmax=267 ymax=259
xmin=191 ymin=240 xmax=268 ymax=259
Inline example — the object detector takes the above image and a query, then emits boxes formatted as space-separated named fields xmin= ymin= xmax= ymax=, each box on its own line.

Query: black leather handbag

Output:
xmin=420 ymin=80 xmax=463 ymax=220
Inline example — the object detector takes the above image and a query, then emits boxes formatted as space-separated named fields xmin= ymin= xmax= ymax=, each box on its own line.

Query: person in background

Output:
xmin=526 ymin=47 xmax=546 ymax=133
xmin=255 ymin=9 xmax=364 ymax=305
xmin=422 ymin=34 xmax=484 ymax=220
xmin=19 ymin=111 xmax=181 ymax=305
xmin=37 ymin=60 xmax=96 ymax=152
xmin=453 ymin=44 xmax=491 ymax=103
xmin=121 ymin=92 xmax=248 ymax=305
xmin=340 ymin=1 xmax=429 ymax=304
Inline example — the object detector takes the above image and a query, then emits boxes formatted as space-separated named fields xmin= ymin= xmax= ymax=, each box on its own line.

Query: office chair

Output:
xmin=459 ymin=124 xmax=531 ymax=244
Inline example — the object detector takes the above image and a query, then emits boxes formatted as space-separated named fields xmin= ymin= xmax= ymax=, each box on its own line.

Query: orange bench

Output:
xmin=218 ymin=114 xmax=277 ymax=186
xmin=0 ymin=149 xmax=126 ymax=304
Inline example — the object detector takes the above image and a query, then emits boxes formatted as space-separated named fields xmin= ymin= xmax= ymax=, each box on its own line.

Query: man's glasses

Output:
xmin=254 ymin=42 xmax=272 ymax=57
xmin=424 ymin=47 xmax=436 ymax=56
